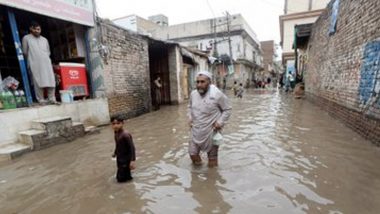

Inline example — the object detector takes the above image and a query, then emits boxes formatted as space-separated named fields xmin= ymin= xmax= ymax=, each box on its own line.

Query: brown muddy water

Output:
xmin=1 ymin=90 xmax=380 ymax=214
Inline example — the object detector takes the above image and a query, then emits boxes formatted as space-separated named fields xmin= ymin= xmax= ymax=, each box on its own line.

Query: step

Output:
xmin=84 ymin=125 xmax=101 ymax=135
xmin=18 ymin=122 xmax=85 ymax=151
xmin=0 ymin=143 xmax=32 ymax=162
xmin=72 ymin=122 xmax=86 ymax=137
xmin=31 ymin=116 xmax=73 ymax=138
xmin=18 ymin=129 xmax=46 ymax=150
xmin=32 ymin=116 xmax=72 ymax=131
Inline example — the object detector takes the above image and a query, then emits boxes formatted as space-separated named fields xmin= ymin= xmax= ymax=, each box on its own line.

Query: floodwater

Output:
xmin=1 ymin=89 xmax=380 ymax=214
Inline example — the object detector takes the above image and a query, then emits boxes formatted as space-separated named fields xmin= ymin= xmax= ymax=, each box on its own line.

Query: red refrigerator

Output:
xmin=54 ymin=63 xmax=89 ymax=97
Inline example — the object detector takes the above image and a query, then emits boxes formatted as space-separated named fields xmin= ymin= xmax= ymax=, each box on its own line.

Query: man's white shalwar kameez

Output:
xmin=188 ymin=85 xmax=232 ymax=152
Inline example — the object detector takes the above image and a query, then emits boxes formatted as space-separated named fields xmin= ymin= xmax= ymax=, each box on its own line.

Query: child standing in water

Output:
xmin=111 ymin=114 xmax=136 ymax=182
xmin=236 ymin=83 xmax=244 ymax=98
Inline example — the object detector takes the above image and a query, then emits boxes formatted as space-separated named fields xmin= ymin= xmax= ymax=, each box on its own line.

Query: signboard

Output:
xmin=0 ymin=0 xmax=94 ymax=26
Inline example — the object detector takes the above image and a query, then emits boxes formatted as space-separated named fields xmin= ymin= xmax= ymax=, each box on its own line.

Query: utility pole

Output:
xmin=225 ymin=11 xmax=234 ymax=76
xmin=226 ymin=11 xmax=233 ymax=62
xmin=213 ymin=18 xmax=218 ymax=57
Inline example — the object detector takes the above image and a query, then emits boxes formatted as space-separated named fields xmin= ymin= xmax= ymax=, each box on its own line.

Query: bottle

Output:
xmin=6 ymin=91 xmax=16 ymax=109
xmin=1 ymin=91 xmax=9 ymax=109
xmin=0 ymin=91 xmax=4 ymax=110
xmin=19 ymin=90 xmax=27 ymax=107
xmin=13 ymin=90 xmax=21 ymax=108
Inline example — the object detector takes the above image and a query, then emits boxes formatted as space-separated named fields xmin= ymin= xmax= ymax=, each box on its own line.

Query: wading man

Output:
xmin=188 ymin=71 xmax=232 ymax=167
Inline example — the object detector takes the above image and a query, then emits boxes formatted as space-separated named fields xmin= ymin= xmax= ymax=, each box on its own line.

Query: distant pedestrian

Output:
xmin=232 ymin=81 xmax=238 ymax=96
xmin=222 ymin=77 xmax=227 ymax=91
xmin=279 ymin=73 xmax=284 ymax=88
xmin=236 ymin=83 xmax=244 ymax=98
xmin=188 ymin=71 xmax=232 ymax=167
xmin=111 ymin=114 xmax=136 ymax=183
xmin=285 ymin=72 xmax=295 ymax=92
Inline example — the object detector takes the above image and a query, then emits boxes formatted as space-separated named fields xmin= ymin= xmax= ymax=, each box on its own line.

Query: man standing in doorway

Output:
xmin=153 ymin=76 xmax=162 ymax=110
xmin=22 ymin=21 xmax=56 ymax=104
xmin=188 ymin=71 xmax=232 ymax=167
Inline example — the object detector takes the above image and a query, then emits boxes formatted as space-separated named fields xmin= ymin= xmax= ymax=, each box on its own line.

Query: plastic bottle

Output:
xmin=1 ymin=91 xmax=9 ymax=109
xmin=19 ymin=90 xmax=27 ymax=107
xmin=6 ymin=91 xmax=16 ymax=109
xmin=0 ymin=91 xmax=4 ymax=110
xmin=13 ymin=90 xmax=22 ymax=108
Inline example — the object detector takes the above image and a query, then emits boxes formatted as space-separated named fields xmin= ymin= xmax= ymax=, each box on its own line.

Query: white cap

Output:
xmin=196 ymin=70 xmax=212 ymax=79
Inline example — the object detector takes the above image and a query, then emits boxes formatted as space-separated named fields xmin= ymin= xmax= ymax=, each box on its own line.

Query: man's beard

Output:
xmin=197 ymin=87 xmax=208 ymax=95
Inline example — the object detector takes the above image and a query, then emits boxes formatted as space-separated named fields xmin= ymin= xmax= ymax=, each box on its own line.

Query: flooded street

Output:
xmin=1 ymin=90 xmax=380 ymax=214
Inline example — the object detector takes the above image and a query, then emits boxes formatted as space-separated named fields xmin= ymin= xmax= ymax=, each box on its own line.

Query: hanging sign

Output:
xmin=0 ymin=0 xmax=94 ymax=26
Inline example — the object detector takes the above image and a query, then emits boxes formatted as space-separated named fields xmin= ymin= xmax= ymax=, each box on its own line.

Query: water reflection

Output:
xmin=187 ymin=167 xmax=232 ymax=213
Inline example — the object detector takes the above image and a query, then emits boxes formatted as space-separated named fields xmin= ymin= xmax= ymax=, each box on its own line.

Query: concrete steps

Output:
xmin=0 ymin=143 xmax=31 ymax=162
xmin=0 ymin=116 xmax=88 ymax=163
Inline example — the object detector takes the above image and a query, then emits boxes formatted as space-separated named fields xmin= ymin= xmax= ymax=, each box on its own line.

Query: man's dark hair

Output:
xmin=30 ymin=21 xmax=40 ymax=28
xmin=110 ymin=114 xmax=126 ymax=123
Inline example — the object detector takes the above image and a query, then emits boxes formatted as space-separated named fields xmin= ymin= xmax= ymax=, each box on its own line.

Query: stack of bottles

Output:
xmin=0 ymin=90 xmax=27 ymax=110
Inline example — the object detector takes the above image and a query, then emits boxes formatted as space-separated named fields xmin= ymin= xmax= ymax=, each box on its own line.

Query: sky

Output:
xmin=95 ymin=0 xmax=284 ymax=44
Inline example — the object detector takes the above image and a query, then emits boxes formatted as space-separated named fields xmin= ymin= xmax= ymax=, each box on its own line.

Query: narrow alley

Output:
xmin=1 ymin=90 xmax=380 ymax=214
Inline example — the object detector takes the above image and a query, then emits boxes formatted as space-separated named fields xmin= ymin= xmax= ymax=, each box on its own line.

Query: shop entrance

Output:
xmin=0 ymin=5 xmax=89 ymax=108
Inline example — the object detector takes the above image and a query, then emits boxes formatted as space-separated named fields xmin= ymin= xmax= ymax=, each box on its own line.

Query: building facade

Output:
xmin=150 ymin=14 xmax=262 ymax=65
xmin=259 ymin=40 xmax=281 ymax=87
xmin=113 ymin=13 xmax=263 ymax=88
xmin=113 ymin=14 xmax=159 ymax=36
xmin=279 ymin=0 xmax=330 ymax=78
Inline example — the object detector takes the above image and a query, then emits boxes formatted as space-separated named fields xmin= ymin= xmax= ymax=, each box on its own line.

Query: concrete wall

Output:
xmin=0 ymin=99 xmax=109 ymax=146
xmin=99 ymin=22 xmax=152 ymax=118
xmin=113 ymin=15 xmax=138 ymax=32
xmin=137 ymin=17 xmax=161 ymax=35
xmin=113 ymin=15 xmax=159 ymax=36
xmin=168 ymin=46 xmax=183 ymax=104
xmin=287 ymin=0 xmax=309 ymax=13
xmin=175 ymin=34 xmax=261 ymax=64
xmin=183 ymin=52 xmax=210 ymax=92
xmin=312 ymin=0 xmax=330 ymax=10
xmin=305 ymin=0 xmax=380 ymax=145
xmin=283 ymin=16 xmax=318 ymax=53
xmin=232 ymin=64 xmax=252 ymax=86
xmin=287 ymin=0 xmax=330 ymax=14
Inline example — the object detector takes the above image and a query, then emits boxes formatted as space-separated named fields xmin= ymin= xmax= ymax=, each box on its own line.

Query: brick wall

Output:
xmin=100 ymin=21 xmax=152 ymax=118
xmin=261 ymin=40 xmax=274 ymax=71
xmin=305 ymin=0 xmax=380 ymax=145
